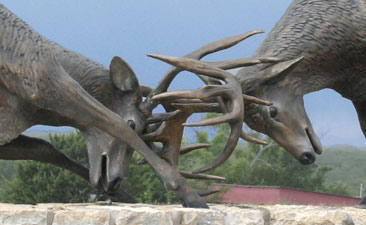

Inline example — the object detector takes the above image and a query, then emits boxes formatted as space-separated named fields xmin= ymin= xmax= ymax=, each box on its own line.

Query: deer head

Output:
xmin=88 ymin=31 xmax=278 ymax=195
xmin=238 ymin=57 xmax=323 ymax=165
xmin=84 ymin=56 xmax=145 ymax=193
xmin=140 ymin=31 xmax=277 ymax=175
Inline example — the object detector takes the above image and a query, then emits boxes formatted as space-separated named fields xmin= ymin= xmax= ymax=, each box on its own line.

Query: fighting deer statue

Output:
xmin=0 ymin=4 xmax=273 ymax=207
xmin=157 ymin=0 xmax=366 ymax=175
xmin=228 ymin=0 xmax=366 ymax=168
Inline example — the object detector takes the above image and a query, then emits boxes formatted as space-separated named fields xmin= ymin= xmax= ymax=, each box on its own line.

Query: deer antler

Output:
xmin=142 ymin=31 xmax=276 ymax=142
xmin=147 ymin=55 xmax=245 ymax=174
xmin=142 ymin=30 xmax=266 ymax=114
xmin=140 ymin=31 xmax=278 ymax=177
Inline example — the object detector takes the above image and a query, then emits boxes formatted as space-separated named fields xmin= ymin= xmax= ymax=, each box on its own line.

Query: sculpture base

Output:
xmin=0 ymin=202 xmax=365 ymax=225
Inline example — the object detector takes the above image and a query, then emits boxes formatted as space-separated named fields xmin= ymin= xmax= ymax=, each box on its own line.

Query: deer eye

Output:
xmin=127 ymin=120 xmax=136 ymax=130
xmin=269 ymin=106 xmax=278 ymax=118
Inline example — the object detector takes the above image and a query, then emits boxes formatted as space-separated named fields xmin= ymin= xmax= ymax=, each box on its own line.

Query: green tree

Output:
xmin=0 ymin=132 xmax=93 ymax=204
xmin=0 ymin=160 xmax=15 ymax=191
xmin=316 ymin=145 xmax=366 ymax=196
xmin=122 ymin=155 xmax=176 ymax=204
xmin=0 ymin=131 xmax=179 ymax=204
xmin=185 ymin=113 xmax=351 ymax=197
xmin=239 ymin=136 xmax=350 ymax=196
xmin=0 ymin=113 xmax=352 ymax=204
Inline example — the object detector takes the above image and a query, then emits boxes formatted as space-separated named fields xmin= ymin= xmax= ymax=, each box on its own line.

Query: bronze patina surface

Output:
xmin=237 ymin=0 xmax=366 ymax=165
xmin=0 ymin=4 xmax=272 ymax=208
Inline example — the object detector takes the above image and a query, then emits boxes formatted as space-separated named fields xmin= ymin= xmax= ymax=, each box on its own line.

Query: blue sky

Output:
xmin=3 ymin=0 xmax=364 ymax=147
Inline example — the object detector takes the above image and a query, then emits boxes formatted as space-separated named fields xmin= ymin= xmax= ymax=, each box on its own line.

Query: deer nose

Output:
xmin=99 ymin=153 xmax=122 ymax=193
xmin=299 ymin=152 xmax=316 ymax=165
xmin=107 ymin=177 xmax=122 ymax=193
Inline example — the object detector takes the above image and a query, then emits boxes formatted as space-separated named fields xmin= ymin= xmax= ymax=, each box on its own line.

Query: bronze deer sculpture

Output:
xmin=156 ymin=0 xmax=366 ymax=175
xmin=0 ymin=4 xmax=275 ymax=207
xmin=231 ymin=0 xmax=366 ymax=167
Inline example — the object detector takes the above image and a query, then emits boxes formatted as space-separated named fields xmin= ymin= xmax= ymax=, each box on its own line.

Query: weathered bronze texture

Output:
xmin=237 ymin=0 xmax=366 ymax=165
xmin=0 ymin=4 xmax=273 ymax=208
xmin=145 ymin=32 xmax=278 ymax=175
xmin=139 ymin=33 xmax=276 ymax=186
xmin=0 ymin=4 xmax=212 ymax=207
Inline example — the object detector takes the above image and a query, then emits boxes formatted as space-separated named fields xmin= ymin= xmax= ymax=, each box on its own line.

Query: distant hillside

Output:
xmin=25 ymin=125 xmax=74 ymax=133
xmin=316 ymin=145 xmax=366 ymax=197
xmin=23 ymin=131 xmax=52 ymax=141
xmin=323 ymin=145 xmax=366 ymax=152
xmin=1 ymin=130 xmax=72 ymax=181
xmin=23 ymin=129 xmax=74 ymax=142
xmin=3 ymin=129 xmax=366 ymax=197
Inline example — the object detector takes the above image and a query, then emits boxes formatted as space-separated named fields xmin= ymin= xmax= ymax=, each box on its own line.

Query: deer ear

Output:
xmin=262 ymin=56 xmax=304 ymax=85
xmin=110 ymin=56 xmax=139 ymax=92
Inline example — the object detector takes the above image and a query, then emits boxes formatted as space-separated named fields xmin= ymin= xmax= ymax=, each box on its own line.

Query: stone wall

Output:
xmin=0 ymin=203 xmax=365 ymax=225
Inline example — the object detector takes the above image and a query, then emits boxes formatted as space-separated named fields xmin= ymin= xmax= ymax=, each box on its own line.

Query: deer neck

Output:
xmin=51 ymin=43 xmax=115 ymax=105
xmin=0 ymin=4 xmax=114 ymax=105
xmin=244 ymin=0 xmax=366 ymax=100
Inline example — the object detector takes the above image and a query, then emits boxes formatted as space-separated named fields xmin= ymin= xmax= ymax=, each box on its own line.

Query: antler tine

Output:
xmin=193 ymin=122 xmax=243 ymax=174
xmin=160 ymin=98 xmax=222 ymax=113
xmin=195 ymin=56 xmax=274 ymax=145
xmin=148 ymin=54 xmax=242 ymax=112
xmin=180 ymin=143 xmax=211 ymax=155
xmin=189 ymin=72 xmax=268 ymax=145
xmin=143 ymin=30 xmax=264 ymax=113
xmin=206 ymin=56 xmax=280 ymax=70
xmin=146 ymin=56 xmax=275 ymax=107
xmin=240 ymin=130 xmax=268 ymax=145
xmin=146 ymin=110 xmax=181 ymax=124
xmin=148 ymin=54 xmax=245 ymax=174
xmin=141 ymin=31 xmax=273 ymax=176
xmin=195 ymin=189 xmax=220 ymax=197
xmin=183 ymin=113 xmax=234 ymax=127
xmin=171 ymin=102 xmax=221 ymax=114
xmin=180 ymin=171 xmax=226 ymax=181
xmin=148 ymin=55 xmax=272 ymax=162
xmin=185 ymin=30 xmax=264 ymax=59
xmin=138 ymin=143 xmax=212 ymax=164
xmin=147 ymin=54 xmax=237 ymax=81
xmin=195 ymin=79 xmax=271 ymax=146
xmin=243 ymin=94 xmax=273 ymax=106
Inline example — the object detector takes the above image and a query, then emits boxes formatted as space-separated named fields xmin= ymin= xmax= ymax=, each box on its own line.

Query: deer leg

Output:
xmin=353 ymin=101 xmax=366 ymax=138
xmin=0 ymin=135 xmax=137 ymax=203
xmin=0 ymin=135 xmax=89 ymax=179
xmin=29 ymin=65 xmax=207 ymax=208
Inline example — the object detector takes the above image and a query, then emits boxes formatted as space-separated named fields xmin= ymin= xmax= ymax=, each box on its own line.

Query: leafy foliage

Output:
xmin=181 ymin=113 xmax=351 ymax=196
xmin=0 ymin=132 xmax=93 ymax=204
xmin=316 ymin=145 xmax=366 ymax=196
xmin=0 ymin=131 xmax=177 ymax=204
xmin=0 ymin=160 xmax=15 ymax=190
xmin=122 ymin=156 xmax=176 ymax=204
xmin=0 ymin=116 xmax=358 ymax=203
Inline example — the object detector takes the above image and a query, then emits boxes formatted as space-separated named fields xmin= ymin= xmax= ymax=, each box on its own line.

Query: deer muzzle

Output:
xmin=269 ymin=124 xmax=322 ymax=166
xmin=89 ymin=152 xmax=123 ymax=193
xmin=98 ymin=153 xmax=122 ymax=193
xmin=89 ymin=142 xmax=133 ymax=194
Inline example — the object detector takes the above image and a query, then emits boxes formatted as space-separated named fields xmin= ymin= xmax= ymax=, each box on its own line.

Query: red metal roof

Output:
xmin=208 ymin=184 xmax=360 ymax=206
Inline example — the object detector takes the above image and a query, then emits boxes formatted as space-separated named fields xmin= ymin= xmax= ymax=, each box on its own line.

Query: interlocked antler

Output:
xmin=142 ymin=31 xmax=276 ymax=137
xmin=142 ymin=30 xmax=273 ymax=113
xmin=139 ymin=31 xmax=278 ymax=183
xmin=148 ymin=55 xmax=245 ymax=174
